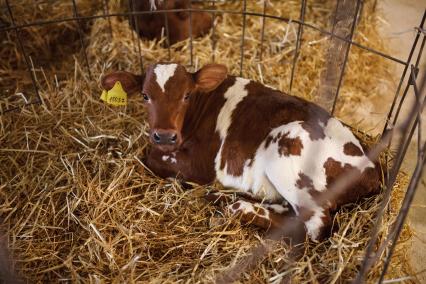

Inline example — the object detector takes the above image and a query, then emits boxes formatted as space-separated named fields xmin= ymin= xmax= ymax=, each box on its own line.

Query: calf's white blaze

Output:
xmin=154 ymin=64 xmax=178 ymax=92
xmin=214 ymin=82 xmax=375 ymax=239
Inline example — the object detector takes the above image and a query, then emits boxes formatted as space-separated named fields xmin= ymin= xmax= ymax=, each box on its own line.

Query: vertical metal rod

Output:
xmin=382 ymin=16 xmax=425 ymax=202
xmin=258 ymin=0 xmax=267 ymax=61
xmin=102 ymin=0 xmax=113 ymax=37
xmin=382 ymin=10 xmax=426 ymax=135
xmin=380 ymin=156 xmax=426 ymax=283
xmin=289 ymin=0 xmax=307 ymax=92
xmin=71 ymin=0 xmax=92 ymax=80
xmin=163 ymin=0 xmax=172 ymax=61
xmin=377 ymin=70 xmax=426 ymax=284
xmin=391 ymin=34 xmax=425 ymax=127
xmin=354 ymin=68 xmax=426 ymax=284
xmin=5 ymin=0 xmax=40 ymax=103
xmin=378 ymin=143 xmax=425 ymax=283
xmin=127 ymin=0 xmax=137 ymax=54
xmin=211 ymin=0 xmax=217 ymax=63
xmin=239 ymin=0 xmax=247 ymax=77
xmin=330 ymin=0 xmax=362 ymax=115
xmin=188 ymin=0 xmax=194 ymax=67
xmin=129 ymin=0 xmax=144 ymax=74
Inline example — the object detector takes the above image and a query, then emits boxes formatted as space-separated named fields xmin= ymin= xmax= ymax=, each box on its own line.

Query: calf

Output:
xmin=102 ymin=63 xmax=381 ymax=241
xmin=130 ymin=0 xmax=212 ymax=45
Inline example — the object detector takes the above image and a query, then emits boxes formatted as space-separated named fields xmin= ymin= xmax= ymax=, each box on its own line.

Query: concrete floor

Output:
xmin=376 ymin=0 xmax=426 ymax=282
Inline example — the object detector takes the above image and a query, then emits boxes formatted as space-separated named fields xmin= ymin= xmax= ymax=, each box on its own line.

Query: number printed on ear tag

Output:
xmin=100 ymin=81 xmax=128 ymax=106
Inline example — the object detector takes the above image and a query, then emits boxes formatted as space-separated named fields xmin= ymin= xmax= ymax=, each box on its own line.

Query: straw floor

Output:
xmin=0 ymin=0 xmax=414 ymax=282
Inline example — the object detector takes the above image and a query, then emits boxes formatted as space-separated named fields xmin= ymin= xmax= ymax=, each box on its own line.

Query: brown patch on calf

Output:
xmin=301 ymin=109 xmax=329 ymax=140
xmin=296 ymin=206 xmax=315 ymax=222
xmin=343 ymin=142 xmax=363 ymax=156
xmin=221 ymin=81 xmax=332 ymax=177
xmin=296 ymin=173 xmax=316 ymax=191
xmin=301 ymin=121 xmax=325 ymax=140
xmin=323 ymin=158 xmax=359 ymax=209
xmin=278 ymin=133 xmax=303 ymax=156
xmin=264 ymin=135 xmax=274 ymax=149
xmin=239 ymin=211 xmax=271 ymax=229
xmin=232 ymin=202 xmax=241 ymax=210
xmin=324 ymin=157 xmax=359 ymax=187
xmin=322 ymin=157 xmax=380 ymax=210
xmin=256 ymin=207 xmax=267 ymax=216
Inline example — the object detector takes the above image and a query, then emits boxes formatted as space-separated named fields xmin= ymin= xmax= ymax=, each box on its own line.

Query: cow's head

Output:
xmin=101 ymin=63 xmax=227 ymax=152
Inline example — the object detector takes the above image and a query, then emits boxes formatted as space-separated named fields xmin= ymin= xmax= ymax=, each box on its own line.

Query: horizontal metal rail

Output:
xmin=0 ymin=8 xmax=407 ymax=66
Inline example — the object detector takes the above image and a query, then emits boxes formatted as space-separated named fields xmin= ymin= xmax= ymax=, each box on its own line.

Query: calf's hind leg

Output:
xmin=205 ymin=192 xmax=306 ymax=243
xmin=264 ymin=171 xmax=332 ymax=241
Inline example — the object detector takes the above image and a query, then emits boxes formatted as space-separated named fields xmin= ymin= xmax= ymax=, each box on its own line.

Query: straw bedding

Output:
xmin=0 ymin=0 xmax=414 ymax=282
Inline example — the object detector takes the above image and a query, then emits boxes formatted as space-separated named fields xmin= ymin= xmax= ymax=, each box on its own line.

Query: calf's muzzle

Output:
xmin=151 ymin=129 xmax=179 ymax=146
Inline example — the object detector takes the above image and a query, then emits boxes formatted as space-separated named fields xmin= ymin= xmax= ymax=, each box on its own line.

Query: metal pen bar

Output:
xmin=4 ymin=0 xmax=41 ymax=104
xmin=127 ymin=0 xmax=137 ymax=53
xmin=129 ymin=0 xmax=144 ymax=74
xmin=71 ymin=0 xmax=92 ymax=80
xmin=211 ymin=0 xmax=217 ymax=63
xmin=378 ymin=151 xmax=426 ymax=283
xmin=188 ymin=0 xmax=194 ymax=67
xmin=331 ymin=0 xmax=363 ymax=115
xmin=391 ymin=33 xmax=425 ymax=127
xmin=258 ymin=0 xmax=267 ymax=61
xmin=382 ymin=10 xmax=426 ymax=135
xmin=354 ymin=68 xmax=426 ymax=284
xmin=377 ymin=68 xmax=426 ymax=283
xmin=163 ymin=0 xmax=172 ymax=61
xmin=381 ymin=15 xmax=425 ymax=203
xmin=239 ymin=0 xmax=247 ymax=77
xmin=375 ymin=68 xmax=426 ymax=277
xmin=102 ymin=0 xmax=113 ymax=37
xmin=289 ymin=0 xmax=307 ymax=92
xmin=240 ymin=0 xmax=247 ymax=77
xmin=0 ymin=8 xmax=408 ymax=67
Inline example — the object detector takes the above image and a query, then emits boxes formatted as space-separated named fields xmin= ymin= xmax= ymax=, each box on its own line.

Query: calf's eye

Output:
xmin=142 ymin=93 xmax=150 ymax=101
xmin=184 ymin=93 xmax=190 ymax=101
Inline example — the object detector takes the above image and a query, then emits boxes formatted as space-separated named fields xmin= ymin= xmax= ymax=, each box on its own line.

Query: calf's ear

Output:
xmin=101 ymin=71 xmax=144 ymax=94
xmin=194 ymin=64 xmax=227 ymax=93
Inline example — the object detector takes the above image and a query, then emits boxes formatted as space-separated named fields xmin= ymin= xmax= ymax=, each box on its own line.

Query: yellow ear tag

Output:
xmin=100 ymin=81 xmax=128 ymax=106
xmin=100 ymin=90 xmax=108 ymax=102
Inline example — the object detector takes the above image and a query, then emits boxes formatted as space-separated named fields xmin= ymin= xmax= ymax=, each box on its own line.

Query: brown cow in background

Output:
xmin=129 ymin=0 xmax=212 ymax=45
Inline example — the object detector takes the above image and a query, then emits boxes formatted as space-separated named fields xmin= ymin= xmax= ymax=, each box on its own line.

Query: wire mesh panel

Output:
xmin=0 ymin=0 xmax=425 ymax=282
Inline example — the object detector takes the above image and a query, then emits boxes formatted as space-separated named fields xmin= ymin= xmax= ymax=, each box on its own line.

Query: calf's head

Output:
xmin=101 ymin=63 xmax=227 ymax=152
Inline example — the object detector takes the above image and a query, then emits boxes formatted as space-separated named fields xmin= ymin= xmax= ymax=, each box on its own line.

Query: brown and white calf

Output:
xmin=102 ymin=63 xmax=381 ymax=241
xmin=130 ymin=0 xmax=212 ymax=45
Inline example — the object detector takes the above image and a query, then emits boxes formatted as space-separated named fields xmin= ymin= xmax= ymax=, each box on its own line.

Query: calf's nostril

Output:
xmin=153 ymin=132 xmax=161 ymax=143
